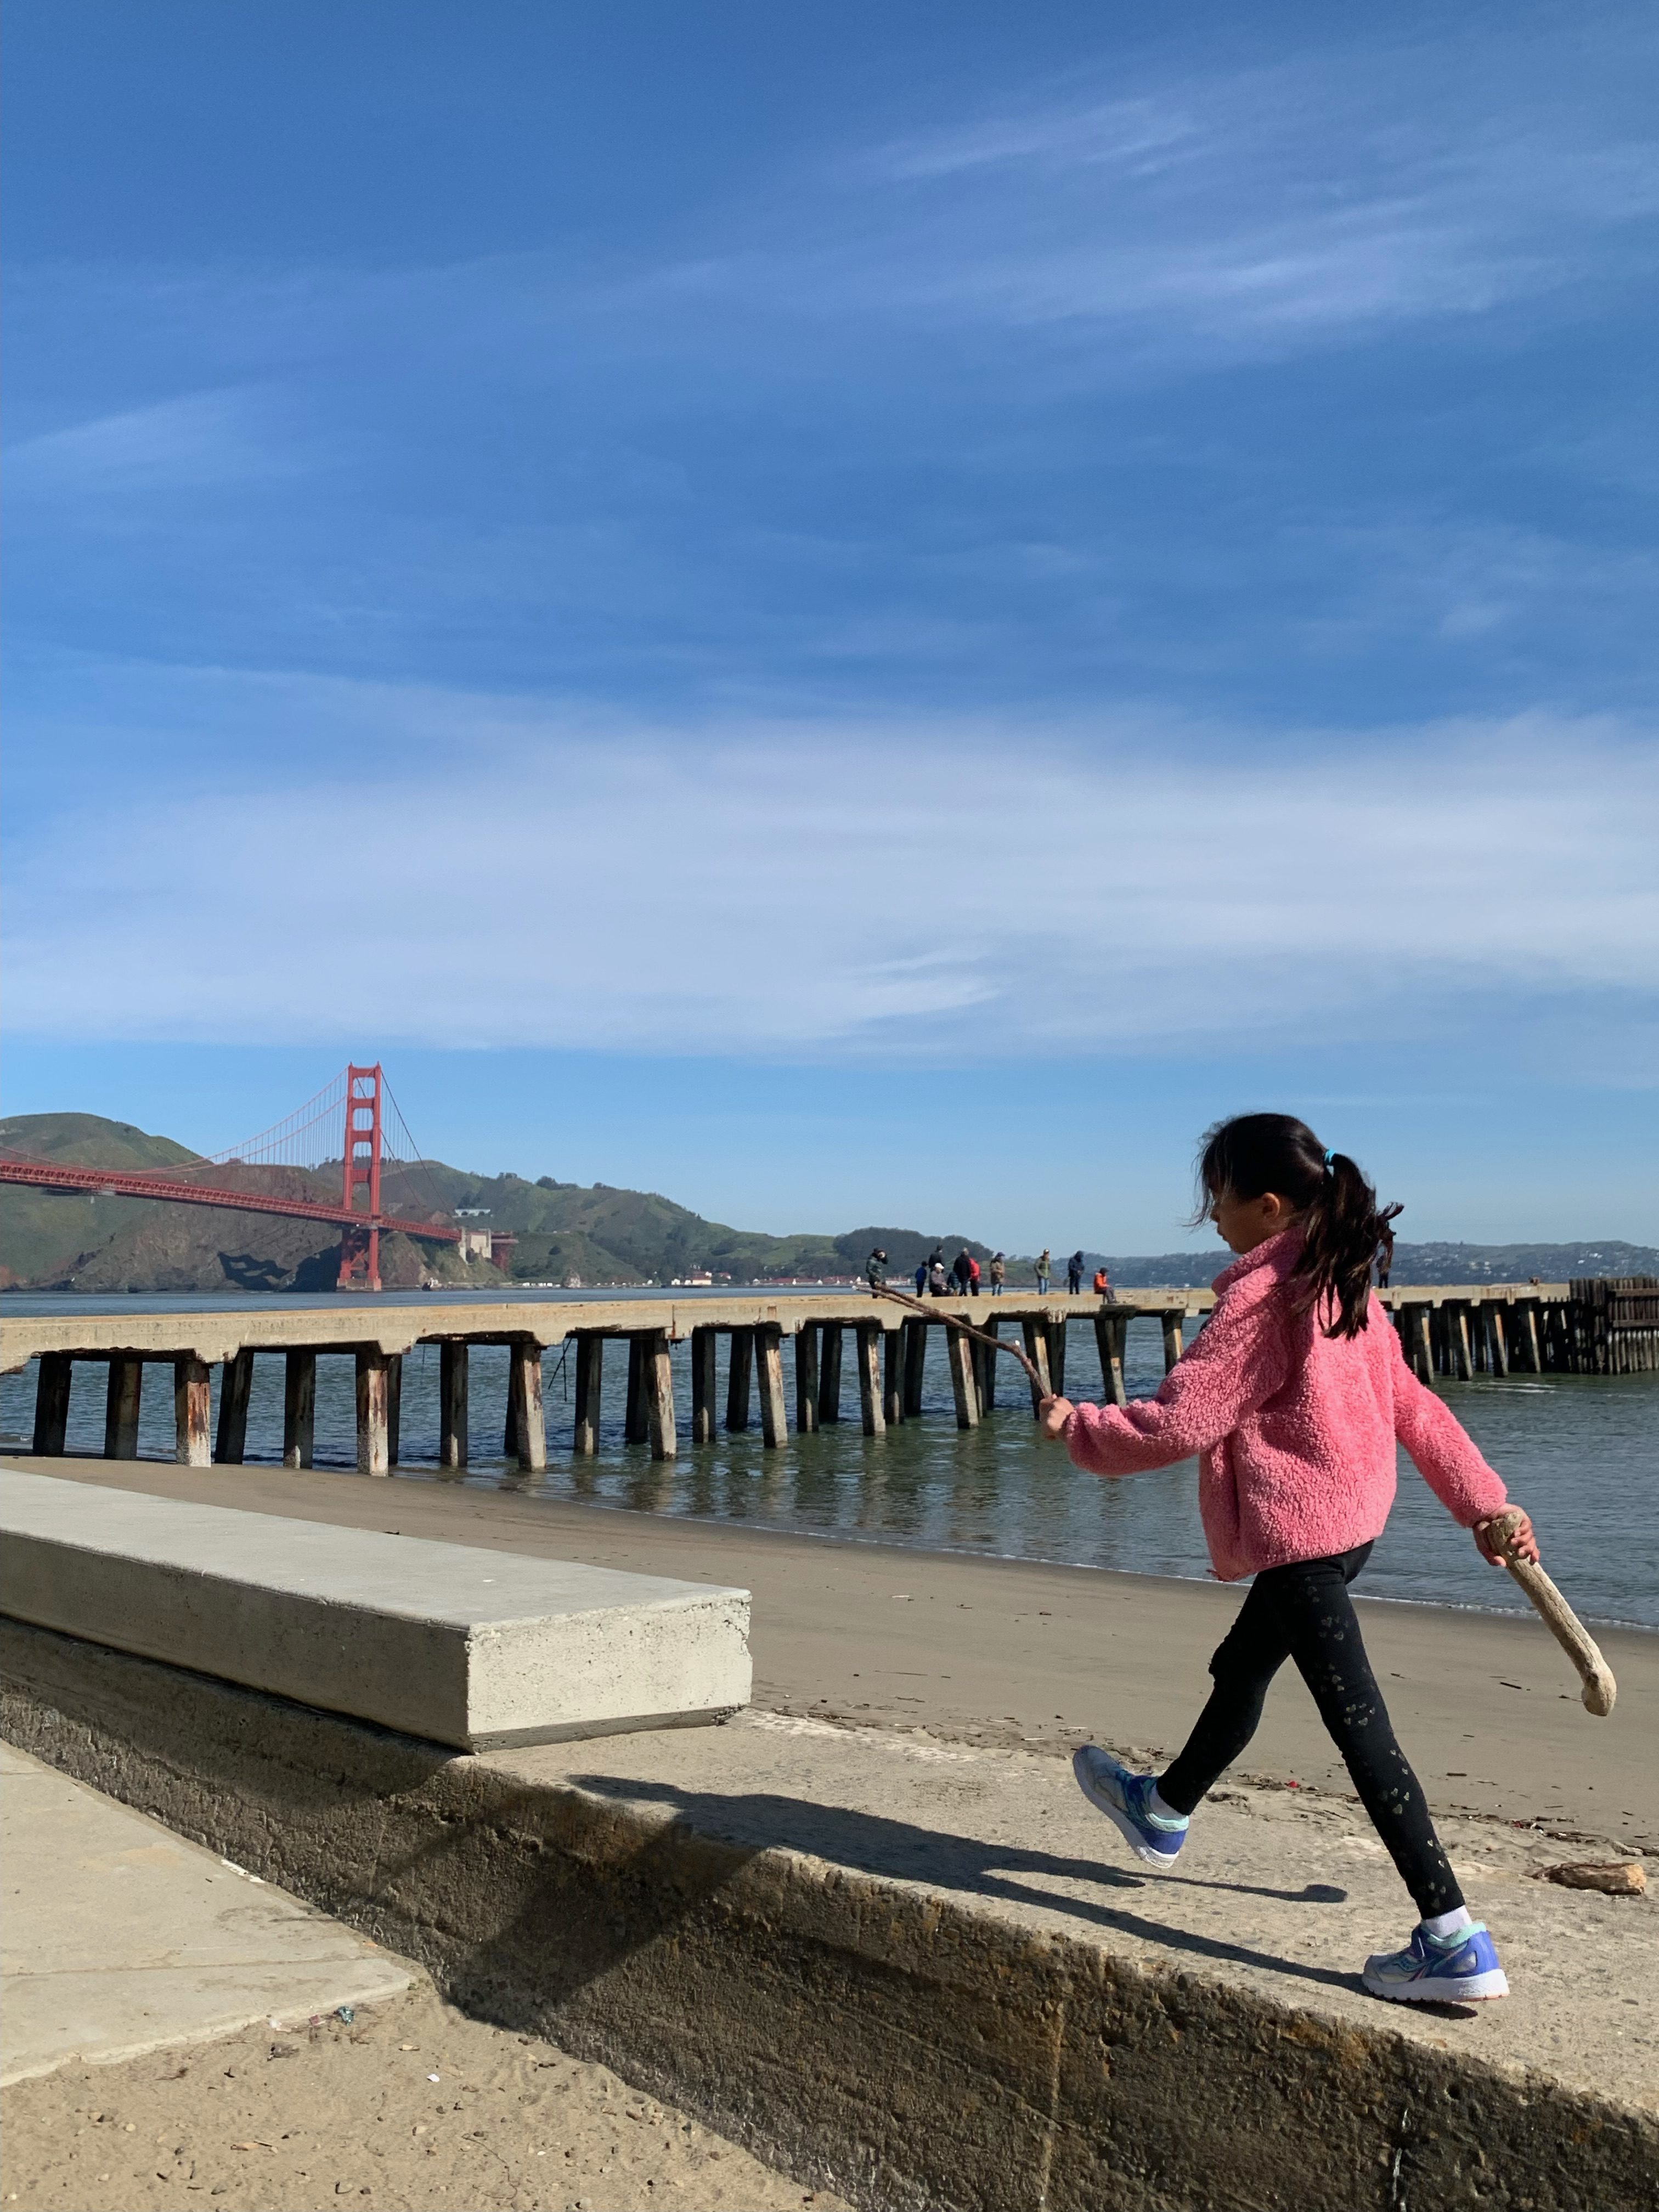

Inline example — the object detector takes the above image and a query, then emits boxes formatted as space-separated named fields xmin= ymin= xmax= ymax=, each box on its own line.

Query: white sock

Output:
xmin=1147 ymin=1785 xmax=1187 ymax=1827
xmin=1420 ymin=1906 xmax=1472 ymax=1941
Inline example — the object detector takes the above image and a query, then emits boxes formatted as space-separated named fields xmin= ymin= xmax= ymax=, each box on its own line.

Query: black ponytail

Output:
xmin=1192 ymin=1113 xmax=1402 ymax=1339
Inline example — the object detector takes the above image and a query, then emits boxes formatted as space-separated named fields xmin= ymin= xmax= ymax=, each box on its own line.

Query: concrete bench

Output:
xmin=0 ymin=1470 xmax=749 ymax=1750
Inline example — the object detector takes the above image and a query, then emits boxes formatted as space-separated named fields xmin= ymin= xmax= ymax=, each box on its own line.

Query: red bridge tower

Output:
xmin=337 ymin=1063 xmax=384 ymax=1291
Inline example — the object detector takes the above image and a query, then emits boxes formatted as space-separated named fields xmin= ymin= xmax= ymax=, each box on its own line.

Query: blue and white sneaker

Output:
xmin=1362 ymin=1922 xmax=1509 ymax=2004
xmin=1071 ymin=1745 xmax=1188 ymax=1871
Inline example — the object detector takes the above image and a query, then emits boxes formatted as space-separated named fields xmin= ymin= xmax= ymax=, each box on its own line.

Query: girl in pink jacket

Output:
xmin=1040 ymin=1113 xmax=1539 ymax=2005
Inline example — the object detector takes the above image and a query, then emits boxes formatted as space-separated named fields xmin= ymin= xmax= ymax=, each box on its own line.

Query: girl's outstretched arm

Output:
xmin=1389 ymin=1328 xmax=1511 ymax=1529
xmin=1053 ymin=1294 xmax=1288 ymax=1478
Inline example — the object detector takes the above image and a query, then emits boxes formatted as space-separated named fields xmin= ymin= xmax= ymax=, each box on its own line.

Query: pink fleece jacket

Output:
xmin=1064 ymin=1229 xmax=1508 ymax=1581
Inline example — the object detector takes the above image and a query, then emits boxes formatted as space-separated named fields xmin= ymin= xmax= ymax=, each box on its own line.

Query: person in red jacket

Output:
xmin=1039 ymin=1113 xmax=1538 ymax=2006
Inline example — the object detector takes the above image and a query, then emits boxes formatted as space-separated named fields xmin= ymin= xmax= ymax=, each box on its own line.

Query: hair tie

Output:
xmin=1323 ymin=1149 xmax=1336 ymax=1169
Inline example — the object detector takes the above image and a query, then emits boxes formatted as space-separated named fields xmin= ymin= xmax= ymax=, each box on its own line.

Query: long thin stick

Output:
xmin=1477 ymin=1508 xmax=1616 ymax=1717
xmin=871 ymin=1283 xmax=1047 ymax=1390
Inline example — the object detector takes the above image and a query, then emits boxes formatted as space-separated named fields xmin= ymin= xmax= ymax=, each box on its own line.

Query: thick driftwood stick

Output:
xmin=872 ymin=1284 xmax=1046 ymax=1389
xmin=1478 ymin=1506 xmax=1616 ymax=1718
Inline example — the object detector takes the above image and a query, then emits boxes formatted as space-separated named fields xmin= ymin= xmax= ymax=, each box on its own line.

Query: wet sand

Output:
xmin=12 ymin=1454 xmax=1655 ymax=1846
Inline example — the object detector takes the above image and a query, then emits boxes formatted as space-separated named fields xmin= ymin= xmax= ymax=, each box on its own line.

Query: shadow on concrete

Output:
xmin=567 ymin=1773 xmax=1363 ymax=1998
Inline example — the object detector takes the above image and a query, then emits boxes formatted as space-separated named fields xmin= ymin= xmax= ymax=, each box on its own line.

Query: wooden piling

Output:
xmin=819 ymin=1322 xmax=843 ymax=1424
xmin=902 ymin=1319 xmax=928 ymax=1418
xmin=1482 ymin=1303 xmax=1509 ymax=1379
xmin=1045 ymin=1318 xmax=1068 ymax=1397
xmin=32 ymin=1353 xmax=72 ymax=1456
xmin=977 ymin=1317 xmax=998 ymax=1411
xmin=690 ymin=1327 xmax=716 ymax=1445
xmin=215 ymin=1348 xmax=253 ymax=1464
xmin=387 ymin=1353 xmax=402 ymax=1466
xmin=1401 ymin=1304 xmax=1434 ymax=1383
xmin=174 ymin=1357 xmax=212 ymax=1468
xmin=643 ymin=1330 xmax=676 ymax=1460
xmin=855 ymin=1321 xmax=885 ymax=1436
xmin=573 ymin=1333 xmax=604 ymax=1455
xmin=1543 ymin=1300 xmax=1571 ymax=1374
xmin=283 ymin=1351 xmax=315 ymax=1469
xmin=755 ymin=1325 xmax=787 ymax=1448
xmin=725 ymin=1327 xmax=754 ymax=1432
xmin=1446 ymin=1303 xmax=1474 ymax=1381
xmin=1093 ymin=1312 xmax=1128 ymax=1407
xmin=624 ymin=1335 xmax=649 ymax=1445
xmin=1160 ymin=1313 xmax=1184 ymax=1373
xmin=883 ymin=1328 xmax=904 ymax=1425
xmin=356 ymin=1350 xmax=391 ymax=1476
xmin=1018 ymin=1320 xmax=1052 ymax=1413
xmin=439 ymin=1341 xmax=469 ymax=1468
xmin=1514 ymin=1300 xmax=1543 ymax=1374
xmin=509 ymin=1340 xmax=547 ymax=1471
xmin=104 ymin=1357 xmax=142 ymax=1459
xmin=794 ymin=1323 xmax=820 ymax=1435
xmin=946 ymin=1325 xmax=980 ymax=1429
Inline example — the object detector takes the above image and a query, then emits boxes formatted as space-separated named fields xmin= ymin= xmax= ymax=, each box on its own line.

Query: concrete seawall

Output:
xmin=5 ymin=1613 xmax=1653 ymax=2212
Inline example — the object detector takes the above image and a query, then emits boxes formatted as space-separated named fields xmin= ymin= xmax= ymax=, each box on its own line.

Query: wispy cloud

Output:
xmin=3 ymin=389 xmax=295 ymax=502
xmin=651 ymin=42 xmax=1659 ymax=358
xmin=8 ymin=671 xmax=1655 ymax=1069
xmin=872 ymin=94 xmax=1201 ymax=184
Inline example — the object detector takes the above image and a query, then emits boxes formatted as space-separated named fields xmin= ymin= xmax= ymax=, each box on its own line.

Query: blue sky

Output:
xmin=5 ymin=2 xmax=1656 ymax=1251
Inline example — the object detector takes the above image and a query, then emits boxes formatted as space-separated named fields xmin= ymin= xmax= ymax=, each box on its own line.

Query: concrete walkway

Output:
xmin=1 ymin=1743 xmax=412 ymax=2084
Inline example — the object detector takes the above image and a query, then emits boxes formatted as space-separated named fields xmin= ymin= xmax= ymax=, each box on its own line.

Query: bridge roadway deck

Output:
xmin=0 ymin=1282 xmax=1573 ymax=1370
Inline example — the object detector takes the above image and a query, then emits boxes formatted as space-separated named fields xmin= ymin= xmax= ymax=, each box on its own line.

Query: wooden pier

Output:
xmin=3 ymin=1278 xmax=1650 ymax=1477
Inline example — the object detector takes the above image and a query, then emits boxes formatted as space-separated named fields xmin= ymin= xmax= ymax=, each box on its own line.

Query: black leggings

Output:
xmin=1158 ymin=1543 xmax=1463 ymax=1920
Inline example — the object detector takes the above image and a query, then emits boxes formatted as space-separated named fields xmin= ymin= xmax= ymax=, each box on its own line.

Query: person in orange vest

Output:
xmin=1093 ymin=1265 xmax=1114 ymax=1301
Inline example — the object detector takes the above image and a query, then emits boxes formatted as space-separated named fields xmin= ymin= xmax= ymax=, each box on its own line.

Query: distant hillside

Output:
xmin=1073 ymin=1241 xmax=1659 ymax=1289
xmin=2 ymin=1110 xmax=1652 ymax=1295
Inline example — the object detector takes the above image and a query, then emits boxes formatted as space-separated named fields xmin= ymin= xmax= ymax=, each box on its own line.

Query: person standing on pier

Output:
xmin=952 ymin=1248 xmax=975 ymax=1295
xmin=865 ymin=1247 xmax=888 ymax=1291
xmin=989 ymin=1252 xmax=1006 ymax=1295
xmin=1039 ymin=1113 xmax=1538 ymax=2006
xmin=967 ymin=1252 xmax=982 ymax=1296
xmin=1035 ymin=1248 xmax=1052 ymax=1294
xmin=1066 ymin=1251 xmax=1085 ymax=1295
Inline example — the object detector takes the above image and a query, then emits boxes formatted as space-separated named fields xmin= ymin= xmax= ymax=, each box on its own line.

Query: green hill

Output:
xmin=0 ymin=1112 xmax=204 ymax=1290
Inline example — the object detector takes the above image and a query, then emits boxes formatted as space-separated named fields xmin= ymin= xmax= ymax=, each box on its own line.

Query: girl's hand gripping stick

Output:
xmin=1475 ymin=1507 xmax=1616 ymax=1718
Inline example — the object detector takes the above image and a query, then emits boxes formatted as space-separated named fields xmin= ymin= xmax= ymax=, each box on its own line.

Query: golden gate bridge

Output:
xmin=0 ymin=1064 xmax=491 ymax=1293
